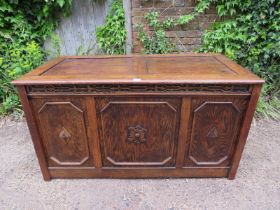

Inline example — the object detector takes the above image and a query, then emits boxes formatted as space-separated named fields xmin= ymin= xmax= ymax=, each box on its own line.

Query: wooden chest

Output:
xmin=13 ymin=54 xmax=264 ymax=180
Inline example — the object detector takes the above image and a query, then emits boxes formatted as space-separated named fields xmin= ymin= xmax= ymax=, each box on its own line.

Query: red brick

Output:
xmin=171 ymin=37 xmax=199 ymax=46
xmin=133 ymin=44 xmax=143 ymax=53
xmin=140 ymin=0 xmax=154 ymax=8
xmin=132 ymin=0 xmax=141 ymax=8
xmin=165 ymin=31 xmax=177 ymax=38
xmin=180 ymin=19 xmax=199 ymax=30
xmin=154 ymin=0 xmax=173 ymax=8
xmin=159 ymin=7 xmax=194 ymax=16
xmin=135 ymin=40 xmax=142 ymax=46
xmin=174 ymin=0 xmax=185 ymax=7
xmin=169 ymin=30 xmax=202 ymax=38
xmin=181 ymin=37 xmax=202 ymax=45
xmin=185 ymin=0 xmax=196 ymax=7
xmin=198 ymin=21 xmax=212 ymax=30
xmin=176 ymin=44 xmax=200 ymax=52
xmin=185 ymin=44 xmax=201 ymax=51
xmin=132 ymin=31 xmax=138 ymax=42
xmin=176 ymin=44 xmax=188 ymax=52
xmin=130 ymin=0 xmax=218 ymax=53
xmin=132 ymin=8 xmax=144 ymax=17
xmin=184 ymin=30 xmax=203 ymax=37
xmin=205 ymin=6 xmax=217 ymax=14
xmin=132 ymin=8 xmax=154 ymax=16
xmin=196 ymin=15 xmax=218 ymax=23
xmin=172 ymin=31 xmax=185 ymax=37
xmin=132 ymin=16 xmax=145 ymax=25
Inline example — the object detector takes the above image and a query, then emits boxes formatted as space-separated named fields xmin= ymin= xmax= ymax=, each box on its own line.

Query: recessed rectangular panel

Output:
xmin=146 ymin=56 xmax=235 ymax=75
xmin=185 ymin=96 xmax=249 ymax=167
xmin=31 ymin=98 xmax=93 ymax=167
xmin=42 ymin=58 xmax=132 ymax=75
xmin=96 ymin=97 xmax=181 ymax=167
xmin=13 ymin=54 xmax=264 ymax=85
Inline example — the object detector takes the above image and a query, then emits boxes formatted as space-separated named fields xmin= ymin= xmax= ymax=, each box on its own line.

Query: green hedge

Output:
xmin=0 ymin=0 xmax=72 ymax=116
xmin=96 ymin=0 xmax=126 ymax=54
xmin=199 ymin=0 xmax=280 ymax=118
xmin=0 ymin=0 xmax=279 ymax=119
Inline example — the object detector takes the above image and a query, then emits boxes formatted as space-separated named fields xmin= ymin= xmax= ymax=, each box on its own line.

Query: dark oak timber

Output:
xmin=176 ymin=98 xmax=191 ymax=167
xmin=17 ymin=86 xmax=51 ymax=180
xmin=13 ymin=53 xmax=264 ymax=180
xmin=228 ymin=84 xmax=262 ymax=179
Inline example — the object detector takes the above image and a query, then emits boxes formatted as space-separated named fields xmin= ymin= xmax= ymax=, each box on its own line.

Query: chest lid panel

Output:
xmin=12 ymin=54 xmax=264 ymax=85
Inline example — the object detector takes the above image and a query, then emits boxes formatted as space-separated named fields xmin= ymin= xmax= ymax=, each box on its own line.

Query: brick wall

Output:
xmin=131 ymin=0 xmax=218 ymax=53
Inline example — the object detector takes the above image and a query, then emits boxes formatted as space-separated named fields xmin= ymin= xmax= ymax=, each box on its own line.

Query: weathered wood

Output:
xmin=123 ymin=0 xmax=132 ymax=54
xmin=44 ymin=0 xmax=113 ymax=56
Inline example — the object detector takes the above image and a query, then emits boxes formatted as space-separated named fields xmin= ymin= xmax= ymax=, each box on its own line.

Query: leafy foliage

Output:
xmin=137 ymin=0 xmax=280 ymax=118
xmin=0 ymin=41 xmax=44 ymax=115
xmin=0 ymin=0 xmax=72 ymax=54
xmin=0 ymin=0 xmax=72 ymax=116
xmin=136 ymin=0 xmax=211 ymax=54
xmin=96 ymin=0 xmax=126 ymax=54
xmin=200 ymin=0 xmax=280 ymax=119
xmin=136 ymin=11 xmax=175 ymax=54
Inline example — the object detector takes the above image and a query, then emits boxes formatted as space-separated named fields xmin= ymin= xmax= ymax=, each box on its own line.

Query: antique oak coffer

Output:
xmin=13 ymin=54 xmax=264 ymax=180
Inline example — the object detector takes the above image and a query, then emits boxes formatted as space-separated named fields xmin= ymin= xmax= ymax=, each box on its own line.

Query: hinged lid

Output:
xmin=12 ymin=53 xmax=264 ymax=85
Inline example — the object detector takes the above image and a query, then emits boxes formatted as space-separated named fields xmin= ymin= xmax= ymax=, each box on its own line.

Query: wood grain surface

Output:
xmin=12 ymin=54 xmax=264 ymax=85
xmin=13 ymin=54 xmax=264 ymax=180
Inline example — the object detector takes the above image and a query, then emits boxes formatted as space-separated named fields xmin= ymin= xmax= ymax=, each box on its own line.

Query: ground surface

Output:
xmin=0 ymin=118 xmax=279 ymax=210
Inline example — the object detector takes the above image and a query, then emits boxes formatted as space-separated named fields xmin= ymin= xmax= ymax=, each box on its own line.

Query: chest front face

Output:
xmin=14 ymin=54 xmax=263 ymax=180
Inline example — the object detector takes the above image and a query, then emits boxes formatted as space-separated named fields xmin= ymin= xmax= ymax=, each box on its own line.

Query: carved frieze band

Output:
xmin=26 ymin=84 xmax=250 ymax=94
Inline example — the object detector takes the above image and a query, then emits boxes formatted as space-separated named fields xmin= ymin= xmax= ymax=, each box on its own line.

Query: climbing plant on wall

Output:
xmin=136 ymin=0 xmax=280 ymax=118
xmin=199 ymin=0 xmax=280 ymax=118
xmin=0 ymin=0 xmax=72 ymax=116
xmin=136 ymin=0 xmax=211 ymax=54
xmin=96 ymin=0 xmax=126 ymax=54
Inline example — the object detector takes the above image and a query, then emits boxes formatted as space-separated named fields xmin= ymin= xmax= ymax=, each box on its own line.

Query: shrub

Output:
xmin=136 ymin=11 xmax=176 ymax=54
xmin=199 ymin=0 xmax=280 ymax=119
xmin=0 ymin=42 xmax=44 ymax=116
xmin=96 ymin=0 xmax=126 ymax=54
xmin=0 ymin=0 xmax=72 ymax=116
xmin=136 ymin=0 xmax=211 ymax=54
xmin=137 ymin=0 xmax=280 ymax=118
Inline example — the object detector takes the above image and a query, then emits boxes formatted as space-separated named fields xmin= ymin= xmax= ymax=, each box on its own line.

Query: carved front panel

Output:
xmin=31 ymin=98 xmax=92 ymax=166
xmin=185 ymin=96 xmax=248 ymax=167
xmin=96 ymin=97 xmax=180 ymax=167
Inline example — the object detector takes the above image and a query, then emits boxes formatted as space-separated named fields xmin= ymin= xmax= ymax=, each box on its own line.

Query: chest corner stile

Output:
xmin=13 ymin=54 xmax=264 ymax=180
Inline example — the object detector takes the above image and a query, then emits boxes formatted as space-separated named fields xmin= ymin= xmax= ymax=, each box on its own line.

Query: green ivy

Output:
xmin=0 ymin=0 xmax=72 ymax=116
xmin=136 ymin=0 xmax=211 ymax=54
xmin=137 ymin=0 xmax=280 ymax=118
xmin=200 ymin=0 xmax=280 ymax=119
xmin=96 ymin=0 xmax=126 ymax=55
xmin=137 ymin=11 xmax=175 ymax=54
xmin=0 ymin=0 xmax=72 ymax=54
xmin=0 ymin=41 xmax=44 ymax=116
